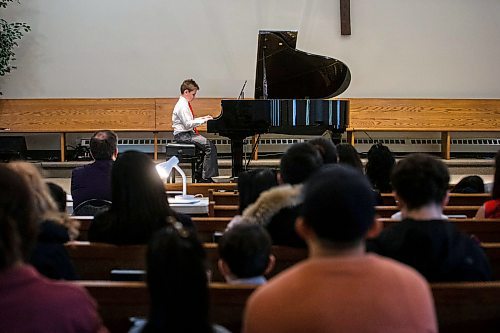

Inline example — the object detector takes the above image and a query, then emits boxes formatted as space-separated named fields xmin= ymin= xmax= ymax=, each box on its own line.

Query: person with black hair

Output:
xmin=88 ymin=150 xmax=193 ymax=245
xmin=365 ymin=143 xmax=395 ymax=193
xmin=71 ymin=130 xmax=118 ymax=208
xmin=237 ymin=168 xmax=278 ymax=213
xmin=476 ymin=149 xmax=500 ymax=218
xmin=229 ymin=142 xmax=323 ymax=247
xmin=452 ymin=175 xmax=485 ymax=194
xmin=0 ymin=165 xmax=107 ymax=332
xmin=336 ymin=143 xmax=363 ymax=172
xmin=128 ymin=225 xmax=229 ymax=333
xmin=47 ymin=182 xmax=67 ymax=213
xmin=244 ymin=165 xmax=437 ymax=333
xmin=369 ymin=153 xmax=492 ymax=282
xmin=308 ymin=137 xmax=338 ymax=164
xmin=218 ymin=224 xmax=275 ymax=285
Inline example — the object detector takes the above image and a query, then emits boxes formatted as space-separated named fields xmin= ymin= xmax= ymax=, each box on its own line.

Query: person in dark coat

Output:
xmin=71 ymin=130 xmax=118 ymax=209
xmin=368 ymin=153 xmax=492 ymax=282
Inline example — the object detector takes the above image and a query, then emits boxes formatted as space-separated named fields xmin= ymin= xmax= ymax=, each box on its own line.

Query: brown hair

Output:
xmin=180 ymin=79 xmax=199 ymax=94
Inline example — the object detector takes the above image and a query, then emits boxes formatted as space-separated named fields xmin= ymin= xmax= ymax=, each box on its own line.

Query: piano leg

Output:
xmin=230 ymin=137 xmax=245 ymax=178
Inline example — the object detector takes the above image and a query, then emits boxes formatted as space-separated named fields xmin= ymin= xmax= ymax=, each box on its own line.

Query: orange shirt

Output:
xmin=244 ymin=253 xmax=437 ymax=333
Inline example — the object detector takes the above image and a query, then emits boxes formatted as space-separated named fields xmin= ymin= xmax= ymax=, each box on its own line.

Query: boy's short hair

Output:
xmin=301 ymin=165 xmax=376 ymax=244
xmin=180 ymin=79 xmax=199 ymax=94
xmin=218 ymin=224 xmax=272 ymax=279
xmin=280 ymin=142 xmax=323 ymax=185
xmin=90 ymin=130 xmax=117 ymax=160
xmin=391 ymin=153 xmax=450 ymax=210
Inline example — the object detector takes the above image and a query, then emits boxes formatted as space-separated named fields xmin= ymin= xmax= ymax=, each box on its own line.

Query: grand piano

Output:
xmin=207 ymin=30 xmax=351 ymax=177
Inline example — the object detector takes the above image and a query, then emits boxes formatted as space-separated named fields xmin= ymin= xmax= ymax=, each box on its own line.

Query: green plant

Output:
xmin=0 ymin=0 xmax=30 ymax=93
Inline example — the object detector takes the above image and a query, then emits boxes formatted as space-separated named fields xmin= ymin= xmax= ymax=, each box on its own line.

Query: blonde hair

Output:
xmin=7 ymin=162 xmax=79 ymax=239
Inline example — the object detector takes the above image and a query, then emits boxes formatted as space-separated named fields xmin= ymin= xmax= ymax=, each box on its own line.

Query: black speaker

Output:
xmin=0 ymin=136 xmax=28 ymax=162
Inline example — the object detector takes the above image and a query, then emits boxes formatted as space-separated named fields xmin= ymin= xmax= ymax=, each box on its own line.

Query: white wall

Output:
xmin=1 ymin=0 xmax=499 ymax=98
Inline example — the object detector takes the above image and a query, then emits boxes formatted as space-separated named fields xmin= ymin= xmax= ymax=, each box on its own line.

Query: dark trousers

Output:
xmin=174 ymin=131 xmax=219 ymax=179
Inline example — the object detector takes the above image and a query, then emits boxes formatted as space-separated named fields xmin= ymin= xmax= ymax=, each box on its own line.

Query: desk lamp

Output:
xmin=156 ymin=156 xmax=197 ymax=201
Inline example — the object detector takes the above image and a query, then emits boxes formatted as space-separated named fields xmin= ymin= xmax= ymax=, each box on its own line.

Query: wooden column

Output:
xmin=340 ymin=0 xmax=351 ymax=35
xmin=59 ymin=133 xmax=66 ymax=162
xmin=441 ymin=131 xmax=451 ymax=160
xmin=153 ymin=132 xmax=158 ymax=160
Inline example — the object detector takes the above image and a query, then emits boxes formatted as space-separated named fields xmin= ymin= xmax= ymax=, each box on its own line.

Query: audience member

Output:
xmin=244 ymin=165 xmax=437 ymax=333
xmin=476 ymin=149 xmax=500 ymax=218
xmin=128 ymin=225 xmax=229 ymax=333
xmin=368 ymin=153 xmax=492 ymax=281
xmin=47 ymin=181 xmax=67 ymax=213
xmin=452 ymin=175 xmax=485 ymax=194
xmin=336 ymin=143 xmax=363 ymax=172
xmin=230 ymin=142 xmax=323 ymax=247
xmin=0 ymin=164 xmax=107 ymax=332
xmin=238 ymin=168 xmax=278 ymax=213
xmin=71 ymin=130 xmax=117 ymax=209
xmin=218 ymin=224 xmax=275 ymax=285
xmin=8 ymin=162 xmax=78 ymax=280
xmin=365 ymin=142 xmax=395 ymax=193
xmin=309 ymin=137 xmax=338 ymax=164
xmin=88 ymin=150 xmax=193 ymax=245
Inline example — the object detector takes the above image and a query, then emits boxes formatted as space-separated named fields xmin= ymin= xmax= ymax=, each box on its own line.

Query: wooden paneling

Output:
xmin=349 ymin=98 xmax=500 ymax=131
xmin=0 ymin=98 xmax=156 ymax=132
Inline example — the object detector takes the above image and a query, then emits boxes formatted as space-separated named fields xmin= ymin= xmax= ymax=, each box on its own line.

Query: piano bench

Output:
xmin=165 ymin=142 xmax=203 ymax=183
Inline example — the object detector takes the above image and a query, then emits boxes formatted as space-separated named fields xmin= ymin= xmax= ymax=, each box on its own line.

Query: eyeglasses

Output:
xmin=166 ymin=216 xmax=190 ymax=238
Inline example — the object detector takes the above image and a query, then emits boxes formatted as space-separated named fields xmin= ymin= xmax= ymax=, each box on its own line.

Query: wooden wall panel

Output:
xmin=0 ymin=99 xmax=156 ymax=132
xmin=349 ymin=99 xmax=500 ymax=131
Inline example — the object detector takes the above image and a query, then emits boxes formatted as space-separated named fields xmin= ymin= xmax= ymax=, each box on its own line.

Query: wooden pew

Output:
xmin=77 ymin=280 xmax=500 ymax=333
xmin=379 ymin=218 xmax=500 ymax=243
xmin=66 ymin=241 xmax=307 ymax=282
xmin=380 ymin=193 xmax=491 ymax=206
xmin=432 ymin=281 xmax=500 ymax=332
xmin=65 ymin=242 xmax=146 ymax=280
xmin=208 ymin=189 xmax=239 ymax=205
xmin=165 ymin=183 xmax=237 ymax=198
xmin=376 ymin=205 xmax=481 ymax=218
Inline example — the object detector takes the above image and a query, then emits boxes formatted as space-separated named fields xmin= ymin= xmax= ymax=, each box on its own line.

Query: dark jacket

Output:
xmin=367 ymin=218 xmax=492 ymax=282
xmin=71 ymin=160 xmax=113 ymax=209
xmin=30 ymin=220 xmax=78 ymax=280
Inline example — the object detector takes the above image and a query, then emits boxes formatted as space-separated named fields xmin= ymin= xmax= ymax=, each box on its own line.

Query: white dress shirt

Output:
xmin=172 ymin=96 xmax=207 ymax=135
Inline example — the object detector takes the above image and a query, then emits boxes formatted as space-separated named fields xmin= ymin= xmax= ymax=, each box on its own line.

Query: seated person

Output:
xmin=244 ymin=165 xmax=437 ymax=333
xmin=8 ymin=162 xmax=78 ymax=280
xmin=71 ymin=130 xmax=117 ymax=209
xmin=309 ymin=137 xmax=338 ymax=164
xmin=368 ymin=153 xmax=492 ymax=282
xmin=476 ymin=149 xmax=500 ymax=218
xmin=0 ymin=165 xmax=106 ymax=332
xmin=88 ymin=150 xmax=193 ymax=245
xmin=229 ymin=142 xmax=323 ymax=247
xmin=452 ymin=175 xmax=485 ymax=194
xmin=336 ymin=143 xmax=363 ymax=172
xmin=128 ymin=225 xmax=229 ymax=333
xmin=218 ymin=224 xmax=275 ymax=285
xmin=237 ymin=168 xmax=278 ymax=213
xmin=47 ymin=182 xmax=67 ymax=213
xmin=365 ymin=142 xmax=395 ymax=193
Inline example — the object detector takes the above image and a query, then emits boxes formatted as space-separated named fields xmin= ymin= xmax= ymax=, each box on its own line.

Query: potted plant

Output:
xmin=1 ymin=0 xmax=30 ymax=94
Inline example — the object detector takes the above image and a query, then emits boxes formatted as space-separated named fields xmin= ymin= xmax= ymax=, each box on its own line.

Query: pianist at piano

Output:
xmin=172 ymin=79 xmax=219 ymax=183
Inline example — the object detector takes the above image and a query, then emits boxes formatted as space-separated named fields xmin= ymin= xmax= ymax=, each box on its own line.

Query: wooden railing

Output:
xmin=76 ymin=280 xmax=500 ymax=333
xmin=2 ymin=98 xmax=499 ymax=160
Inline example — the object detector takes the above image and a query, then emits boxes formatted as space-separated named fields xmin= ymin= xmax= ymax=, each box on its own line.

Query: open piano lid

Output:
xmin=255 ymin=30 xmax=351 ymax=99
